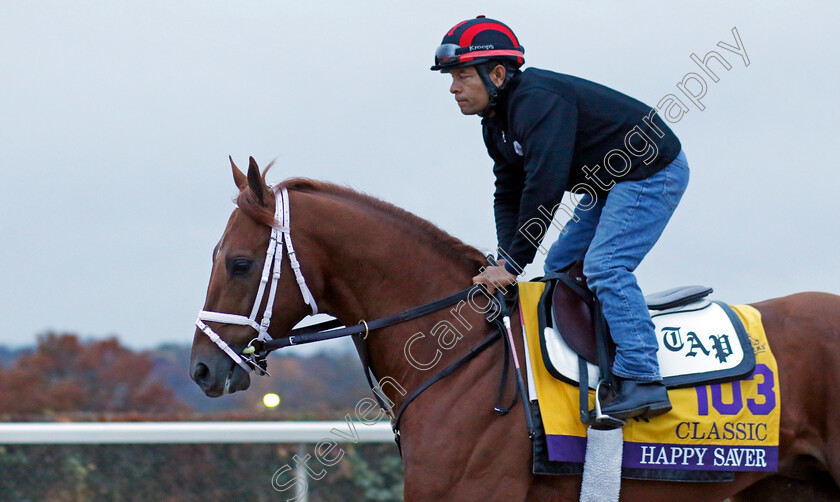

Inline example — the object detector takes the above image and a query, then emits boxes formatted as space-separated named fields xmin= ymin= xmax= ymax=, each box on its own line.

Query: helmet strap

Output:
xmin=476 ymin=63 xmax=518 ymax=117
xmin=476 ymin=64 xmax=501 ymax=117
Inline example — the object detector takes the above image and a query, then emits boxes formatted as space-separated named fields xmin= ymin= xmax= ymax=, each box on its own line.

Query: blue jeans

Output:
xmin=544 ymin=150 xmax=690 ymax=381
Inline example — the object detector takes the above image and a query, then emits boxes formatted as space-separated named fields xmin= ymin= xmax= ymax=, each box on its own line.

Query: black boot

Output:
xmin=600 ymin=377 xmax=672 ymax=420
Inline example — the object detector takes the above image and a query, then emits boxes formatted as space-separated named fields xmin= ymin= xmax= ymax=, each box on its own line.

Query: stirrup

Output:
xmin=590 ymin=380 xmax=626 ymax=429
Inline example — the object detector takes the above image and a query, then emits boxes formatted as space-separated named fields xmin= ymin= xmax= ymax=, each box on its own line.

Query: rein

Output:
xmin=256 ymin=287 xmax=474 ymax=351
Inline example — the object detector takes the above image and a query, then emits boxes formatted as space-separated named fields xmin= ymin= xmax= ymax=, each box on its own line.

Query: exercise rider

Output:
xmin=431 ymin=16 xmax=689 ymax=420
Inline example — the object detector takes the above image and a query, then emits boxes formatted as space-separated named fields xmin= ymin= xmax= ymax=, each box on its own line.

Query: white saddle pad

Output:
xmin=542 ymin=300 xmax=756 ymax=389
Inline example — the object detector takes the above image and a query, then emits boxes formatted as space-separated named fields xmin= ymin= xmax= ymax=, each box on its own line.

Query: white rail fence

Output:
xmin=0 ymin=421 xmax=394 ymax=444
xmin=0 ymin=421 xmax=395 ymax=502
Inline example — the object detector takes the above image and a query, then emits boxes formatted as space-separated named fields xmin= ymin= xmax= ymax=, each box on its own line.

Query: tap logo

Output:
xmin=662 ymin=326 xmax=734 ymax=363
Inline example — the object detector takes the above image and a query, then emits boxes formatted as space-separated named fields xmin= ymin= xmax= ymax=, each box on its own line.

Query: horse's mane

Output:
xmin=236 ymin=172 xmax=487 ymax=272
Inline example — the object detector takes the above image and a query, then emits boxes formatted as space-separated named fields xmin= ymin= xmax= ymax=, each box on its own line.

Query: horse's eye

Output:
xmin=228 ymin=258 xmax=253 ymax=278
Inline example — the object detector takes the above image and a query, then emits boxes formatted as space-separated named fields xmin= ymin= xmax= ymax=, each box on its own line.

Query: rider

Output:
xmin=431 ymin=16 xmax=689 ymax=420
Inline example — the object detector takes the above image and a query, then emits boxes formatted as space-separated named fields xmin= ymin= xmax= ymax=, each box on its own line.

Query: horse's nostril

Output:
xmin=192 ymin=362 xmax=210 ymax=383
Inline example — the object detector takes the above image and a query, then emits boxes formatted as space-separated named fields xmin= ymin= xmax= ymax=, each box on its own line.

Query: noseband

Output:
xmin=195 ymin=186 xmax=319 ymax=374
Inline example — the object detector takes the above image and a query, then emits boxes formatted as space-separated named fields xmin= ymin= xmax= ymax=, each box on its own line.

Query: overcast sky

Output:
xmin=2 ymin=1 xmax=838 ymax=351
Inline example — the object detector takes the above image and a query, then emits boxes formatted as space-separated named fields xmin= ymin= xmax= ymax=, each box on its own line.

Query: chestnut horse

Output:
xmin=190 ymin=158 xmax=840 ymax=501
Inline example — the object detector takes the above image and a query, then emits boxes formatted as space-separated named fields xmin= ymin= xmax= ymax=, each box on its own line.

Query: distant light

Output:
xmin=263 ymin=393 xmax=281 ymax=408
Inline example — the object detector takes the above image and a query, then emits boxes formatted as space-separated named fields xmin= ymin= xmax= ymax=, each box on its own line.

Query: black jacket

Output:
xmin=482 ymin=68 xmax=682 ymax=272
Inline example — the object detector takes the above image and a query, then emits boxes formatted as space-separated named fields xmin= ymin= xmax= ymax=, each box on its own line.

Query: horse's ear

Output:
xmin=247 ymin=156 xmax=266 ymax=204
xmin=230 ymin=156 xmax=247 ymax=191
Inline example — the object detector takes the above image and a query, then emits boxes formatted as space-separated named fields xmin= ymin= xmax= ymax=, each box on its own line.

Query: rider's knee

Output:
xmin=582 ymin=259 xmax=632 ymax=291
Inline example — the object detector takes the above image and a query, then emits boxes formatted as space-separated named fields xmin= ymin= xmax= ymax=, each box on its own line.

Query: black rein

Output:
xmin=256 ymin=286 xmax=477 ymax=351
xmin=249 ymin=282 xmax=526 ymax=454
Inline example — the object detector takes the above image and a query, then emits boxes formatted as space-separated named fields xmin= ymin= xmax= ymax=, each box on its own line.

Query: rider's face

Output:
xmin=448 ymin=66 xmax=489 ymax=115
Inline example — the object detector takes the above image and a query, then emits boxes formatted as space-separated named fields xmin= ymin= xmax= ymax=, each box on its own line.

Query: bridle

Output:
xmin=194 ymin=184 xmax=534 ymax=447
xmin=195 ymin=186 xmax=318 ymax=375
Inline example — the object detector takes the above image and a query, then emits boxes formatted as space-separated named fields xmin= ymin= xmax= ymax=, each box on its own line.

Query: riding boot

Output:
xmin=600 ymin=376 xmax=671 ymax=420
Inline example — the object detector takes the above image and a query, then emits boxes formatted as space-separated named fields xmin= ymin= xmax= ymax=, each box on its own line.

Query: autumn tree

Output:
xmin=0 ymin=333 xmax=187 ymax=414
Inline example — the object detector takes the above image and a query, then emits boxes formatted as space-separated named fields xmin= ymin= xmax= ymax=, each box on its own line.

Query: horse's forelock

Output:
xmin=235 ymin=186 xmax=277 ymax=228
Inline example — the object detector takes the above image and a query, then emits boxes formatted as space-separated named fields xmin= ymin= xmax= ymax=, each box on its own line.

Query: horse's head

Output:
xmin=190 ymin=157 xmax=319 ymax=397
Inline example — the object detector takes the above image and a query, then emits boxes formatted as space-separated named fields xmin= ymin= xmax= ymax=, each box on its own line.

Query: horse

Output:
xmin=190 ymin=157 xmax=840 ymax=501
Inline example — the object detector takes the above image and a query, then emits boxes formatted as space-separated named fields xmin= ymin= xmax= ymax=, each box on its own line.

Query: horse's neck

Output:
xmin=300 ymin=192 xmax=477 ymax=320
xmin=297 ymin=191 xmax=486 ymax=398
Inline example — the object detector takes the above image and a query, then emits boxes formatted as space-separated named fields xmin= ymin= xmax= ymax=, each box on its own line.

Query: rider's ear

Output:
xmin=490 ymin=64 xmax=506 ymax=87
xmin=247 ymin=156 xmax=266 ymax=204
xmin=230 ymin=156 xmax=248 ymax=191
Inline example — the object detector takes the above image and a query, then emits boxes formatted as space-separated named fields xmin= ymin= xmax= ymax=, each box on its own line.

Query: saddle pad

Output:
xmin=544 ymin=293 xmax=755 ymax=389
xmin=519 ymin=281 xmax=781 ymax=474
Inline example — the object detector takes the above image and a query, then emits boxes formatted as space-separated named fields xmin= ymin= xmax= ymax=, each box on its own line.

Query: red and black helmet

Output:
xmin=431 ymin=16 xmax=525 ymax=72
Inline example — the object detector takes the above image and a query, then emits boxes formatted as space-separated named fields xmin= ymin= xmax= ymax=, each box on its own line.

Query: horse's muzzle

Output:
xmin=191 ymin=357 xmax=251 ymax=397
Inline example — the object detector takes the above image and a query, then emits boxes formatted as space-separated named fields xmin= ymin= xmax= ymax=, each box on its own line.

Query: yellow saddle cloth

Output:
xmin=518 ymin=281 xmax=780 ymax=472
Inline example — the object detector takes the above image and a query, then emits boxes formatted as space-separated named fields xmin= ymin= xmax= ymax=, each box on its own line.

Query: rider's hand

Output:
xmin=472 ymin=260 xmax=517 ymax=294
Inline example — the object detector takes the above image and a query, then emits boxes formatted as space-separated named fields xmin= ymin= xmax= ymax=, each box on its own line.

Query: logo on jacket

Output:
xmin=513 ymin=140 xmax=523 ymax=156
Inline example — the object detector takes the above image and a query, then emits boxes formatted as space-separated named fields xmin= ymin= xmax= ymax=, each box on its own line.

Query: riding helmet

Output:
xmin=430 ymin=16 xmax=525 ymax=72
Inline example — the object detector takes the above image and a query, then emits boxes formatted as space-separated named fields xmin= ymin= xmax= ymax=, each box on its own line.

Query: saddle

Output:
xmin=536 ymin=262 xmax=755 ymax=424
